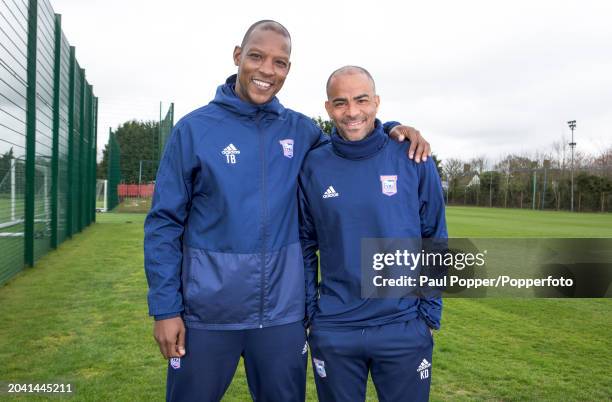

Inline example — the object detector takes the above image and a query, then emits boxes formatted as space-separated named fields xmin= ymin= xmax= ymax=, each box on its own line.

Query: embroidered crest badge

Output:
xmin=170 ymin=357 xmax=181 ymax=369
xmin=279 ymin=139 xmax=294 ymax=158
xmin=380 ymin=175 xmax=398 ymax=196
xmin=313 ymin=358 xmax=327 ymax=378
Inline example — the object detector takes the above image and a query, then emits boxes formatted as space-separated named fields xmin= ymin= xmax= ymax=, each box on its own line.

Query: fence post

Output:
xmin=67 ymin=46 xmax=75 ymax=237
xmin=84 ymin=84 xmax=91 ymax=226
xmin=51 ymin=13 xmax=61 ymax=249
xmin=107 ymin=129 xmax=113 ymax=210
xmin=77 ymin=68 xmax=85 ymax=232
xmin=87 ymin=85 xmax=93 ymax=225
xmin=25 ymin=0 xmax=39 ymax=267
xmin=92 ymin=96 xmax=98 ymax=222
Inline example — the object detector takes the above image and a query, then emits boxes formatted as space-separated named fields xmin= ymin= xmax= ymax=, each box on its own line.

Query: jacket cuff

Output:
xmin=418 ymin=304 xmax=441 ymax=330
xmin=154 ymin=312 xmax=182 ymax=321
xmin=419 ymin=312 xmax=440 ymax=330
xmin=382 ymin=121 xmax=401 ymax=134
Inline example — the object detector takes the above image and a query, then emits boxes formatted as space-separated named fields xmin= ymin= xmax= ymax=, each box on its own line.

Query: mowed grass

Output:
xmin=0 ymin=207 xmax=609 ymax=401
xmin=447 ymin=206 xmax=612 ymax=237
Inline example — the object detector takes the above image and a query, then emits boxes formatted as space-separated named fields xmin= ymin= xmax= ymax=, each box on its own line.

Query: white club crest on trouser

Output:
xmin=170 ymin=357 xmax=181 ymax=369
xmin=313 ymin=358 xmax=327 ymax=378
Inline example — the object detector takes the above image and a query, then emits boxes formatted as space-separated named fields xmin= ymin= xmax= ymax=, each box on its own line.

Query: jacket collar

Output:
xmin=211 ymin=74 xmax=284 ymax=118
xmin=331 ymin=119 xmax=388 ymax=160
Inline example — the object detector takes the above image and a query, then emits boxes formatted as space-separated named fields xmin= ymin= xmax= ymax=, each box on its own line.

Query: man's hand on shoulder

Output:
xmin=154 ymin=316 xmax=186 ymax=358
xmin=389 ymin=125 xmax=431 ymax=163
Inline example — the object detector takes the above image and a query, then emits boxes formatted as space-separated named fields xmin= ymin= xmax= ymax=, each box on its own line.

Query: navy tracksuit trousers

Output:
xmin=308 ymin=318 xmax=434 ymax=402
xmin=166 ymin=321 xmax=307 ymax=402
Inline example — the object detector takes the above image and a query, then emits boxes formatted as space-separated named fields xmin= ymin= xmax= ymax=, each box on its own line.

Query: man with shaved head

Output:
xmin=299 ymin=66 xmax=446 ymax=401
xmin=145 ymin=20 xmax=431 ymax=401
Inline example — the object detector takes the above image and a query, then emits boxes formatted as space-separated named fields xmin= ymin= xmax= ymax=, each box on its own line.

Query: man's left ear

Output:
xmin=233 ymin=46 xmax=242 ymax=67
xmin=324 ymin=100 xmax=332 ymax=119
xmin=375 ymin=95 xmax=380 ymax=112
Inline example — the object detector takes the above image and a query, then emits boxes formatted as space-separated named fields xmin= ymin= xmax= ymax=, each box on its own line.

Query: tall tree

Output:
xmin=469 ymin=155 xmax=487 ymax=174
xmin=443 ymin=158 xmax=463 ymax=202
xmin=431 ymin=154 xmax=443 ymax=178
xmin=0 ymin=148 xmax=14 ymax=181
xmin=312 ymin=116 xmax=333 ymax=135
xmin=96 ymin=120 xmax=160 ymax=183
xmin=97 ymin=144 xmax=109 ymax=179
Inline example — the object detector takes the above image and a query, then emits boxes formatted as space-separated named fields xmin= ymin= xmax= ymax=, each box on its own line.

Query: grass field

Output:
xmin=0 ymin=207 xmax=610 ymax=401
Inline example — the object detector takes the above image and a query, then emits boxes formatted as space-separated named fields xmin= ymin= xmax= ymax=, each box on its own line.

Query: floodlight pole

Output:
xmin=567 ymin=120 xmax=576 ymax=212
xmin=138 ymin=160 xmax=143 ymax=198
xmin=541 ymin=160 xmax=549 ymax=210
xmin=504 ymin=162 xmax=510 ymax=208
xmin=489 ymin=173 xmax=493 ymax=207
xmin=532 ymin=170 xmax=536 ymax=210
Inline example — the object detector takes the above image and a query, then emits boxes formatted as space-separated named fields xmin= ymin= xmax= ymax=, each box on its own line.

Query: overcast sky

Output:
xmin=50 ymin=0 xmax=612 ymax=164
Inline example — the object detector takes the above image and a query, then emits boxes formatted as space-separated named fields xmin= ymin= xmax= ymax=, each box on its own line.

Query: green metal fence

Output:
xmin=106 ymin=129 xmax=120 ymax=211
xmin=159 ymin=102 xmax=174 ymax=162
xmin=0 ymin=0 xmax=98 ymax=284
xmin=101 ymin=103 xmax=173 ymax=213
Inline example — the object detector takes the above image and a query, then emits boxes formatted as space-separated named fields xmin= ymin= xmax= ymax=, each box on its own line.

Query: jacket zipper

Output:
xmin=257 ymin=112 xmax=266 ymax=329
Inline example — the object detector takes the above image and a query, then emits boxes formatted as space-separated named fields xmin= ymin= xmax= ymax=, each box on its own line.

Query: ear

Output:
xmin=324 ymin=100 xmax=333 ymax=119
xmin=233 ymin=46 xmax=242 ymax=67
xmin=286 ymin=61 xmax=292 ymax=74
xmin=374 ymin=95 xmax=380 ymax=112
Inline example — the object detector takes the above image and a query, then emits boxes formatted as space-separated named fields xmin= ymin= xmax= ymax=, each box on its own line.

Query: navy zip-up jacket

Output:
xmin=144 ymin=76 xmax=399 ymax=330
xmin=298 ymin=120 xmax=446 ymax=330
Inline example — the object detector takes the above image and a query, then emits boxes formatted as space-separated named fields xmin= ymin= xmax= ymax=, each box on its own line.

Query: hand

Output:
xmin=389 ymin=125 xmax=431 ymax=163
xmin=154 ymin=317 xmax=186 ymax=358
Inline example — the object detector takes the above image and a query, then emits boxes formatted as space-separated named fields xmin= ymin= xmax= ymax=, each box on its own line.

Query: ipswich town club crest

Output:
xmin=170 ymin=357 xmax=181 ymax=369
xmin=313 ymin=358 xmax=327 ymax=378
xmin=380 ymin=175 xmax=398 ymax=196
xmin=279 ymin=139 xmax=294 ymax=158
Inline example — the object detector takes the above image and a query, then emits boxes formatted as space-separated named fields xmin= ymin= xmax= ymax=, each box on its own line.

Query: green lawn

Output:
xmin=0 ymin=208 xmax=610 ymax=401
xmin=447 ymin=206 xmax=612 ymax=238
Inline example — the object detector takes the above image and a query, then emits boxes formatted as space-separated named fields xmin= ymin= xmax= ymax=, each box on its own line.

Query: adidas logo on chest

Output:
xmin=222 ymin=143 xmax=240 ymax=164
xmin=322 ymin=186 xmax=340 ymax=199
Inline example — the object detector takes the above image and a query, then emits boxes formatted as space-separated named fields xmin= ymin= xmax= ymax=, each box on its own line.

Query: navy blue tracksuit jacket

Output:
xmin=144 ymin=75 xmax=323 ymax=329
xmin=298 ymin=120 xmax=447 ymax=331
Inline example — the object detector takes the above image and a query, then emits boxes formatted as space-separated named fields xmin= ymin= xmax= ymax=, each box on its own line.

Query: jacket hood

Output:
xmin=211 ymin=75 xmax=285 ymax=118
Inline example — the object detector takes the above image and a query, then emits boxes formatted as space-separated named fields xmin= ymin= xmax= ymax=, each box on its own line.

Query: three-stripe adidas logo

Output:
xmin=222 ymin=144 xmax=240 ymax=164
xmin=417 ymin=359 xmax=431 ymax=372
xmin=322 ymin=186 xmax=339 ymax=199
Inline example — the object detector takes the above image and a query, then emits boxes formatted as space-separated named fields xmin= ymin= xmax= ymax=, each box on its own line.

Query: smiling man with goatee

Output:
xmin=299 ymin=66 xmax=446 ymax=402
